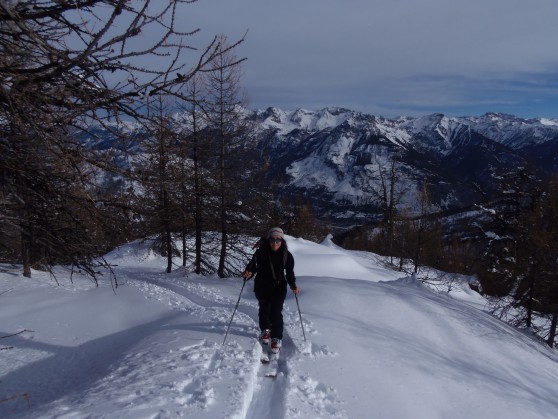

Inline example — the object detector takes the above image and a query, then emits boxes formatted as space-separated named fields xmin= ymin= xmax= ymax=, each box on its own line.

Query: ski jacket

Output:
xmin=245 ymin=243 xmax=296 ymax=296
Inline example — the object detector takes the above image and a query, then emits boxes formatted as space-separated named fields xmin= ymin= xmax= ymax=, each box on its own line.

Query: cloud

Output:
xmin=183 ymin=0 xmax=558 ymax=118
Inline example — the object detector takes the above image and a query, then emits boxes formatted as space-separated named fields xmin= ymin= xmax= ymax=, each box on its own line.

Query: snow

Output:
xmin=260 ymin=107 xmax=558 ymax=152
xmin=540 ymin=118 xmax=558 ymax=127
xmin=2 ymin=236 xmax=558 ymax=418
xmin=259 ymin=108 xmax=353 ymax=134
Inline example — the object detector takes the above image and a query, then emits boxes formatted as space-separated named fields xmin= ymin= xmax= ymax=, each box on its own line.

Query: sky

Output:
xmin=3 ymin=235 xmax=558 ymax=418
xmin=182 ymin=0 xmax=558 ymax=119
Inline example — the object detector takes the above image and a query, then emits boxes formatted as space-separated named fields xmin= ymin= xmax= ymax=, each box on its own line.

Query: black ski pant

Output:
xmin=256 ymin=287 xmax=287 ymax=340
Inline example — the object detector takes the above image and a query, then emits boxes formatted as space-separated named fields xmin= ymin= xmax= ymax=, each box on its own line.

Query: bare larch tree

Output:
xmin=0 ymin=1 xmax=244 ymax=280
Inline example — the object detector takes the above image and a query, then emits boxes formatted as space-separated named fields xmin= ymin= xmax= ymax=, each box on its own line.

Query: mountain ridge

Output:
xmin=248 ymin=107 xmax=558 ymax=226
xmin=84 ymin=107 xmax=558 ymax=228
xmin=254 ymin=107 xmax=558 ymax=150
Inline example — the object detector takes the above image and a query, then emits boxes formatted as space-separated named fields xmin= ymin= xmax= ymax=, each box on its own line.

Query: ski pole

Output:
xmin=223 ymin=278 xmax=247 ymax=345
xmin=294 ymin=292 xmax=306 ymax=341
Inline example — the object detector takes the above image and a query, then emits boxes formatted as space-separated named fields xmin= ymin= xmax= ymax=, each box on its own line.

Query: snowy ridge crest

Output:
xmin=255 ymin=107 xmax=558 ymax=150
xmin=257 ymin=107 xmax=355 ymax=134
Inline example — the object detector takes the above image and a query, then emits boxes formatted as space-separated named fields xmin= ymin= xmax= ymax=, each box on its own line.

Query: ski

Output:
xmin=264 ymin=350 xmax=279 ymax=378
xmin=259 ymin=337 xmax=271 ymax=363
xmin=257 ymin=336 xmax=280 ymax=377
xmin=260 ymin=343 xmax=270 ymax=364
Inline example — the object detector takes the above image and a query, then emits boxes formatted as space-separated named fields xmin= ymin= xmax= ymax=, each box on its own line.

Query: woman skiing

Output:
xmin=243 ymin=227 xmax=300 ymax=353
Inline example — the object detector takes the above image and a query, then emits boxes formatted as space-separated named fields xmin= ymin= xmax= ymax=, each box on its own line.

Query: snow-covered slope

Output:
xmin=2 ymin=237 xmax=558 ymax=418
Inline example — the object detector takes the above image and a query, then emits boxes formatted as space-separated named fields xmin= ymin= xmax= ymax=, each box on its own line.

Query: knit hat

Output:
xmin=267 ymin=227 xmax=284 ymax=239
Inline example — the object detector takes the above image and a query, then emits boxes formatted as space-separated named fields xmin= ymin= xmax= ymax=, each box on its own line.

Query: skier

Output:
xmin=243 ymin=227 xmax=300 ymax=354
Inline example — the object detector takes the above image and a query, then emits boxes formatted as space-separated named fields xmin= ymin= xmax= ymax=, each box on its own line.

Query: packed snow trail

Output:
xmin=130 ymin=272 xmax=319 ymax=419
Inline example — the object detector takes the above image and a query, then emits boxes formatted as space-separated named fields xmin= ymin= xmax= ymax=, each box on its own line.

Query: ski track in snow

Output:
xmin=108 ymin=270 xmax=344 ymax=419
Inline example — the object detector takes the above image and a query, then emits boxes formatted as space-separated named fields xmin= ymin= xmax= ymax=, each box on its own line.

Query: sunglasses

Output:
xmin=269 ymin=238 xmax=282 ymax=244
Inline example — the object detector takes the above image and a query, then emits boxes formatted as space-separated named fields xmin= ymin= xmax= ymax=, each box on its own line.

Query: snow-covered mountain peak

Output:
xmin=396 ymin=113 xmax=469 ymax=154
xmin=462 ymin=112 xmax=558 ymax=147
xmin=540 ymin=118 xmax=558 ymax=127
xmin=256 ymin=107 xmax=288 ymax=127
xmin=258 ymin=107 xmax=356 ymax=134
xmin=289 ymin=108 xmax=315 ymax=128
xmin=313 ymin=107 xmax=353 ymax=131
xmin=405 ymin=113 xmax=448 ymax=132
xmin=264 ymin=108 xmax=558 ymax=148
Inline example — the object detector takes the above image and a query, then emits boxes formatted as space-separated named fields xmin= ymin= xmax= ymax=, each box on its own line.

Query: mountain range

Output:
xmin=247 ymin=107 xmax=558 ymax=228
xmin=84 ymin=107 xmax=558 ymax=231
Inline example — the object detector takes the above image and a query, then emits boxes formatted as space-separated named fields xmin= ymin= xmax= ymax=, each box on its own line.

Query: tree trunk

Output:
xmin=163 ymin=188 xmax=172 ymax=274
xmin=525 ymin=272 xmax=535 ymax=328
xmin=217 ymin=127 xmax=227 ymax=278
xmin=21 ymin=231 xmax=32 ymax=278
xmin=547 ymin=312 xmax=558 ymax=347
xmin=194 ymin=135 xmax=202 ymax=275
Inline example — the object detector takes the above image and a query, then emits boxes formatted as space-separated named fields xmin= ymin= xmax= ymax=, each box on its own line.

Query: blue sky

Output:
xmin=182 ymin=0 xmax=558 ymax=119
